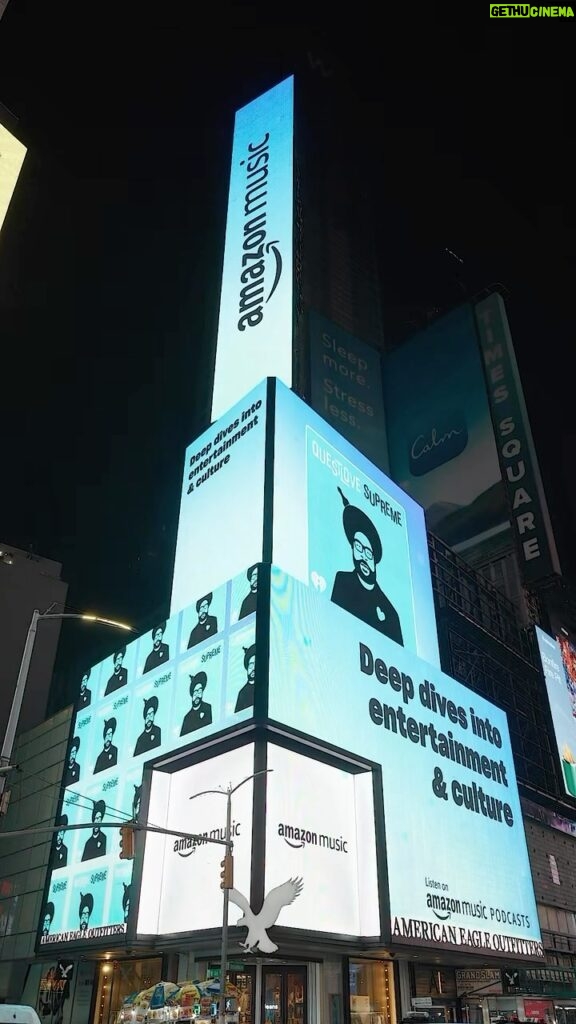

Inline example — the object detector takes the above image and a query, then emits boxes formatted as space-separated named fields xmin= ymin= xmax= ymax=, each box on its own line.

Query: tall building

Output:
xmin=2 ymin=55 xmax=574 ymax=1024
xmin=0 ymin=542 xmax=68 ymax=740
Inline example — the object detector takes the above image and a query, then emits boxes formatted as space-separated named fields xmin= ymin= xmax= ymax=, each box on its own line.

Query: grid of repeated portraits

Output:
xmin=40 ymin=564 xmax=259 ymax=943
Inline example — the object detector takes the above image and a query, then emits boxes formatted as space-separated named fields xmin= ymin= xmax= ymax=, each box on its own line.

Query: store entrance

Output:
xmin=262 ymin=967 xmax=306 ymax=1024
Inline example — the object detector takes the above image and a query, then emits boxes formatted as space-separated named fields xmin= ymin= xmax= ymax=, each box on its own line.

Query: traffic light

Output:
xmin=220 ymin=852 xmax=234 ymax=889
xmin=119 ymin=824 xmax=135 ymax=859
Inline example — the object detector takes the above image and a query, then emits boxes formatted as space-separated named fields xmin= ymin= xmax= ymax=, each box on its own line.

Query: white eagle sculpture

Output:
xmin=229 ymin=877 xmax=304 ymax=953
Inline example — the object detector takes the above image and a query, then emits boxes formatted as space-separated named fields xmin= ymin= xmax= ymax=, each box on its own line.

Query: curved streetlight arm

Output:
xmin=0 ymin=608 xmax=135 ymax=809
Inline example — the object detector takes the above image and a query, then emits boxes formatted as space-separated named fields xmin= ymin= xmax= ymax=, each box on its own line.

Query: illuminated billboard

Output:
xmin=0 ymin=121 xmax=27 ymax=237
xmin=309 ymin=310 xmax=388 ymax=473
xmin=272 ymin=379 xmax=439 ymax=667
xmin=269 ymin=567 xmax=543 ymax=961
xmin=210 ymin=76 xmax=294 ymax=421
xmin=138 ymin=744 xmax=255 ymax=936
xmin=172 ymin=378 xmax=439 ymax=666
xmin=475 ymin=292 xmax=560 ymax=584
xmin=137 ymin=740 xmax=379 ymax=939
xmin=264 ymin=744 xmax=379 ymax=937
xmin=170 ymin=380 xmax=267 ymax=615
xmin=38 ymin=569 xmax=256 ymax=947
xmin=535 ymin=624 xmax=576 ymax=799
xmin=383 ymin=303 xmax=510 ymax=566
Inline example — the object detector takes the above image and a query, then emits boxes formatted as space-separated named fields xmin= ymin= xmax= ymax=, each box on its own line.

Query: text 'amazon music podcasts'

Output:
xmin=268 ymin=568 xmax=543 ymax=961
xmin=40 ymin=568 xmax=258 ymax=947
xmin=271 ymin=380 xmax=440 ymax=668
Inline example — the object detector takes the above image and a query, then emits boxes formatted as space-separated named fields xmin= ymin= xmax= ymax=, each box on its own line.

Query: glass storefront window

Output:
xmin=94 ymin=958 xmax=163 ymax=1024
xmin=349 ymin=959 xmax=396 ymax=1024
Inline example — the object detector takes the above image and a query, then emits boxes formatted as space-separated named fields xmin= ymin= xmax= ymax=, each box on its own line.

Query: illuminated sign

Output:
xmin=137 ymin=741 xmax=378 ymax=939
xmin=210 ymin=76 xmax=294 ymax=421
xmin=309 ymin=310 xmax=388 ymax=473
xmin=170 ymin=380 xmax=267 ymax=615
xmin=475 ymin=292 xmax=560 ymax=583
xmin=0 ymin=121 xmax=27 ymax=236
xmin=383 ymin=302 xmax=510 ymax=565
xmin=264 ymin=744 xmax=379 ymax=937
xmin=39 ymin=569 xmax=256 ymax=947
xmin=172 ymin=378 xmax=439 ymax=665
xmin=272 ymin=379 xmax=440 ymax=667
xmin=269 ymin=567 xmax=543 ymax=961
xmin=138 ymin=744 xmax=255 ymax=935
xmin=535 ymin=625 xmax=576 ymax=798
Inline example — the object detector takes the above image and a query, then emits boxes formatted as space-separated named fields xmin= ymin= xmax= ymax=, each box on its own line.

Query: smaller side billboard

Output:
xmin=535 ymin=624 xmax=576 ymax=799
xmin=308 ymin=309 xmax=388 ymax=473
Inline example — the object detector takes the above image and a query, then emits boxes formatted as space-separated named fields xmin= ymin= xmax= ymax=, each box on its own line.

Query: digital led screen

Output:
xmin=210 ymin=76 xmax=294 ymax=421
xmin=0 ymin=121 xmax=27 ymax=235
xmin=269 ymin=567 xmax=543 ymax=961
xmin=170 ymin=380 xmax=267 ymax=615
xmin=272 ymin=379 xmax=440 ymax=667
xmin=535 ymin=625 xmax=576 ymax=799
xmin=38 ymin=569 xmax=257 ymax=947
xmin=138 ymin=744 xmax=255 ymax=936
xmin=309 ymin=310 xmax=388 ymax=473
xmin=264 ymin=744 xmax=379 ymax=937
xmin=383 ymin=303 xmax=510 ymax=567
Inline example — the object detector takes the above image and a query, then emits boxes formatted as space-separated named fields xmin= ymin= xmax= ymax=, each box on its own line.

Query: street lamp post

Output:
xmin=0 ymin=607 xmax=134 ymax=810
xmin=190 ymin=768 xmax=273 ymax=1024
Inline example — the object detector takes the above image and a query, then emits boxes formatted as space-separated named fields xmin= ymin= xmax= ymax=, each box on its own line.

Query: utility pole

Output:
xmin=190 ymin=768 xmax=272 ymax=1024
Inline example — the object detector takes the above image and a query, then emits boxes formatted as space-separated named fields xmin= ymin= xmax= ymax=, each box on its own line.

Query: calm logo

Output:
xmin=408 ymin=411 xmax=468 ymax=476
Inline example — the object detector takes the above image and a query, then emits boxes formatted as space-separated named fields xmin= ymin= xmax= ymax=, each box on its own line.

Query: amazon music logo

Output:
xmin=237 ymin=133 xmax=284 ymax=332
xmin=277 ymin=821 xmax=348 ymax=853
xmin=173 ymin=820 xmax=241 ymax=858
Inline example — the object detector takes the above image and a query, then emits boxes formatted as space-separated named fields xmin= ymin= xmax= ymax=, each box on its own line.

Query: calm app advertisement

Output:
xmin=272 ymin=379 xmax=439 ymax=667
xmin=170 ymin=381 xmax=267 ymax=615
xmin=210 ymin=76 xmax=294 ymax=421
xmin=308 ymin=309 xmax=388 ymax=473
xmin=383 ymin=303 xmax=509 ymax=564
xmin=38 ymin=571 xmax=259 ymax=948
xmin=137 ymin=744 xmax=255 ymax=936
xmin=268 ymin=567 xmax=543 ymax=961
xmin=536 ymin=625 xmax=576 ymax=799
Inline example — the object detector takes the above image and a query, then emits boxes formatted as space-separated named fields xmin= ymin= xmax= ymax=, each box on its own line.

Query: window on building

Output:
xmin=549 ymin=854 xmax=561 ymax=884
xmin=348 ymin=959 xmax=395 ymax=1024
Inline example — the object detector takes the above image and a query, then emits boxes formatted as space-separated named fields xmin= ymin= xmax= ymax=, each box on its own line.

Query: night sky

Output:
xmin=1 ymin=5 xmax=574 ymax=681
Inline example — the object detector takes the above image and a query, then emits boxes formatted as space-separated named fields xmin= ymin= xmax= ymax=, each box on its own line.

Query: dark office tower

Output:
xmin=292 ymin=64 xmax=386 ymax=375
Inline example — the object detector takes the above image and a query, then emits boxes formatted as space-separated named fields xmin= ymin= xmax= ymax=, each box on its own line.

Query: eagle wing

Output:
xmin=259 ymin=877 xmax=304 ymax=928
xmin=229 ymin=888 xmax=252 ymax=916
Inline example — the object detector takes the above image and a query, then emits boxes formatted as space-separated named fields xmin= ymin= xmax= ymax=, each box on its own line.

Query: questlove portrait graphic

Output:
xmin=143 ymin=623 xmax=170 ymax=674
xmin=77 ymin=668 xmax=91 ymax=709
xmin=81 ymin=800 xmax=107 ymax=861
xmin=104 ymin=647 xmax=128 ymax=695
xmin=134 ymin=695 xmax=162 ymax=755
xmin=64 ymin=736 xmax=81 ymax=787
xmin=187 ymin=593 xmax=218 ymax=648
xmin=93 ymin=717 xmax=118 ymax=773
xmin=180 ymin=671 xmax=213 ymax=735
xmin=78 ymin=891 xmax=94 ymax=932
xmin=331 ymin=486 xmax=404 ymax=645
xmin=235 ymin=643 xmax=256 ymax=712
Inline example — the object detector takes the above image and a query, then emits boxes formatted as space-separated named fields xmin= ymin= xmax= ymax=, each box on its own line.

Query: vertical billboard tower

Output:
xmin=210 ymin=76 xmax=294 ymax=421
